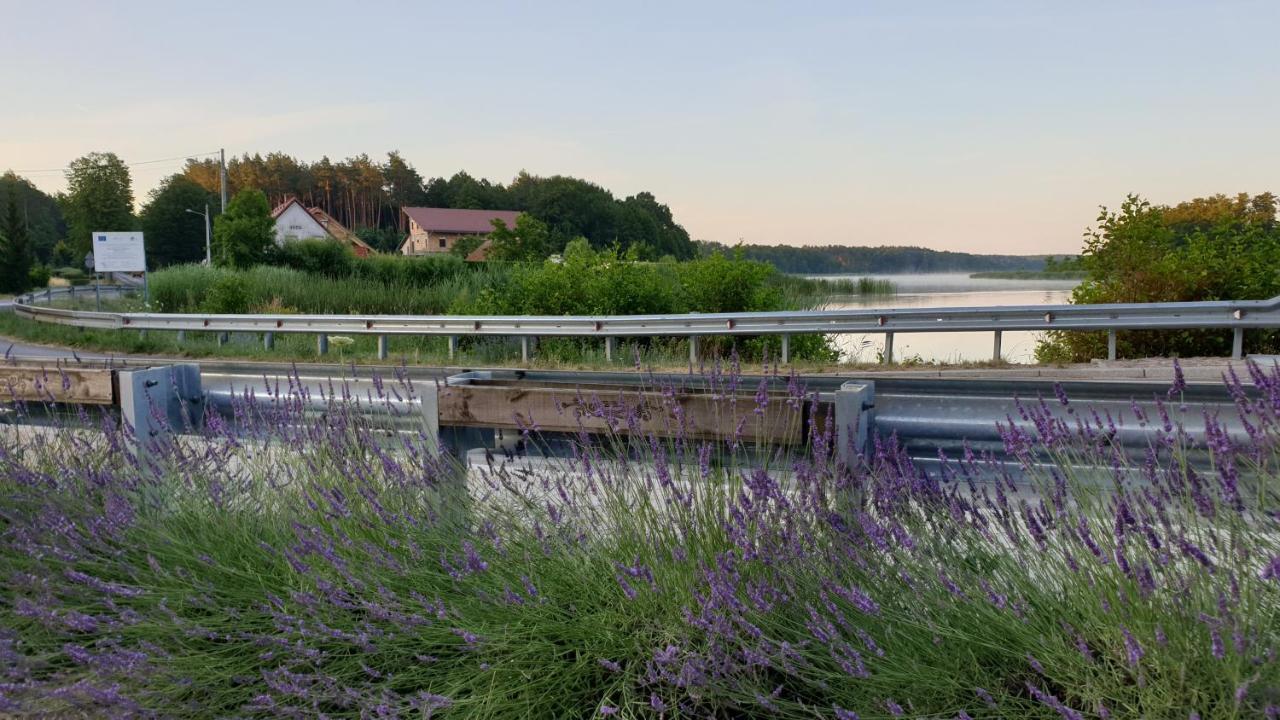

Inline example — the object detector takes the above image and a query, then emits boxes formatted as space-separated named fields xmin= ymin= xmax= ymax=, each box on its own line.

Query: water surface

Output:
xmin=813 ymin=273 xmax=1080 ymax=364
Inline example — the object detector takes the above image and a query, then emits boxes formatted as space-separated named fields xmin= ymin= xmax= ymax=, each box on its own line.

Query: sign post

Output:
xmin=91 ymin=232 xmax=148 ymax=306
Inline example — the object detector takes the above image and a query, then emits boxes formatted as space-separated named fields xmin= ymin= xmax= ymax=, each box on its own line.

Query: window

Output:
xmin=439 ymin=238 xmax=447 ymax=249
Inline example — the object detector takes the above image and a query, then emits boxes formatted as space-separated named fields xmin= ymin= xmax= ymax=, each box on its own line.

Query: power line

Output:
xmin=8 ymin=151 xmax=223 ymax=176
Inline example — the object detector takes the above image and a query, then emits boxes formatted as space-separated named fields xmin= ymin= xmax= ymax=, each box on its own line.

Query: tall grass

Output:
xmin=0 ymin=360 xmax=1277 ymax=716
xmin=151 ymin=264 xmax=513 ymax=316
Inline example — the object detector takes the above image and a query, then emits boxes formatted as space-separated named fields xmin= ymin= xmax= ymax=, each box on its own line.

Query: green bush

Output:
xmin=203 ymin=274 xmax=251 ymax=314
xmin=1037 ymin=193 xmax=1280 ymax=361
xmin=27 ymin=265 xmax=50 ymax=289
xmin=271 ymin=238 xmax=355 ymax=278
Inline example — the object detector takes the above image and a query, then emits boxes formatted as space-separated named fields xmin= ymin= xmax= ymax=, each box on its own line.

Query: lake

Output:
xmin=813 ymin=273 xmax=1082 ymax=364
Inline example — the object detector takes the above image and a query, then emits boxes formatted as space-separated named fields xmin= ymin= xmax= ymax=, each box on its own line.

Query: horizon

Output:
xmin=3 ymin=1 xmax=1276 ymax=255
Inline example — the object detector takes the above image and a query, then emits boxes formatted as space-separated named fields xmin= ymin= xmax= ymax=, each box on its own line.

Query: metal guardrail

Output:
xmin=13 ymin=286 xmax=1280 ymax=364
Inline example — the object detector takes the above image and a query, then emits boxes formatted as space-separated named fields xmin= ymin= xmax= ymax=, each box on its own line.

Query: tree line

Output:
xmin=701 ymin=241 xmax=1048 ymax=274
xmin=179 ymin=154 xmax=696 ymax=259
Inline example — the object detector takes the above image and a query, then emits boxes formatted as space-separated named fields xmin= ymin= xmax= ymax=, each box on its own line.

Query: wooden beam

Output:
xmin=439 ymin=382 xmax=820 ymax=444
xmin=0 ymin=365 xmax=115 ymax=405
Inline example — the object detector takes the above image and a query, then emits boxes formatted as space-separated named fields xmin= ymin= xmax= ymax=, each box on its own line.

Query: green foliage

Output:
xmin=61 ymin=152 xmax=135 ymax=258
xmin=353 ymin=227 xmax=403 ymax=253
xmin=27 ymin=265 xmax=50 ymax=289
xmin=140 ymin=174 xmax=218 ymax=268
xmin=0 ymin=171 xmax=65 ymax=264
xmin=0 ymin=189 xmax=35 ymax=293
xmin=486 ymin=215 xmax=554 ymax=262
xmin=1038 ymin=193 xmax=1280 ymax=361
xmin=203 ymin=274 xmax=252 ymax=314
xmin=448 ymin=234 xmax=486 ymax=259
xmin=212 ymin=189 xmax=275 ymax=269
xmin=270 ymin=238 xmax=356 ymax=278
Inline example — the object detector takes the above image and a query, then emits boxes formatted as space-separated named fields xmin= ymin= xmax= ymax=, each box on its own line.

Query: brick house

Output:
xmin=398 ymin=207 xmax=522 ymax=256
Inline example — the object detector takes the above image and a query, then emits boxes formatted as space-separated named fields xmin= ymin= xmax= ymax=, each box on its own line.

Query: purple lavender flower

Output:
xmin=600 ymin=706 xmax=618 ymax=716
xmin=1121 ymin=626 xmax=1144 ymax=667
xmin=885 ymin=698 xmax=904 ymax=716
xmin=597 ymin=658 xmax=622 ymax=673
xmin=834 ymin=707 xmax=860 ymax=720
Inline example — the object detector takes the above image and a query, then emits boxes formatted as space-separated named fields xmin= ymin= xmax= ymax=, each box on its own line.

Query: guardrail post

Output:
xmin=263 ymin=332 xmax=274 ymax=350
xmin=1107 ymin=330 xmax=1117 ymax=361
xmin=176 ymin=330 xmax=185 ymax=344
xmin=377 ymin=334 xmax=389 ymax=360
xmin=44 ymin=288 xmax=51 ymax=305
xmin=883 ymin=332 xmax=894 ymax=365
xmin=317 ymin=334 xmax=329 ymax=355
xmin=781 ymin=334 xmax=790 ymax=364
xmin=118 ymin=364 xmax=206 ymax=459
xmin=689 ymin=336 xmax=699 ymax=365
xmin=95 ymin=283 xmax=101 ymax=311
xmin=69 ymin=285 xmax=75 ymax=302
xmin=834 ymin=380 xmax=875 ymax=509
xmin=520 ymin=336 xmax=530 ymax=364
xmin=217 ymin=332 xmax=227 ymax=347
xmin=605 ymin=336 xmax=615 ymax=362
xmin=1232 ymin=327 xmax=1244 ymax=359
xmin=992 ymin=330 xmax=1002 ymax=362
xmin=448 ymin=335 xmax=458 ymax=361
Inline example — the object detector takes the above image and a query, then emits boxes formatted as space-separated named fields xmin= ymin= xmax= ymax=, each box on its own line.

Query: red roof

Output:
xmin=402 ymin=207 xmax=521 ymax=234
xmin=270 ymin=197 xmax=305 ymax=219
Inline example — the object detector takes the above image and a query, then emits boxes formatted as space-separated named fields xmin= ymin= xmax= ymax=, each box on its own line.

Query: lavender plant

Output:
xmin=0 ymin=359 xmax=1277 ymax=718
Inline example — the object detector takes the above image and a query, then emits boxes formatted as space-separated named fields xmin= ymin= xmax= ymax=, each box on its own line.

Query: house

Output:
xmin=398 ymin=207 xmax=521 ymax=256
xmin=270 ymin=198 xmax=375 ymax=257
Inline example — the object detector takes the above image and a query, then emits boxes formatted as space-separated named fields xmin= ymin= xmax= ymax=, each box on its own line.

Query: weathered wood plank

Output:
xmin=438 ymin=383 xmax=818 ymax=444
xmin=0 ymin=365 xmax=115 ymax=405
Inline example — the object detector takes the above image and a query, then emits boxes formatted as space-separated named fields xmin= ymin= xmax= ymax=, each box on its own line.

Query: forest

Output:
xmin=701 ymin=241 xmax=1047 ymax=274
xmin=181 ymin=153 xmax=696 ymax=259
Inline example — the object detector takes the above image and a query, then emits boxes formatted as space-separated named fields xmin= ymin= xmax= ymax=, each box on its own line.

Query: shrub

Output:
xmin=271 ymin=238 xmax=355 ymax=278
xmin=27 ymin=265 xmax=50 ymax=288
xmin=202 ymin=273 xmax=251 ymax=314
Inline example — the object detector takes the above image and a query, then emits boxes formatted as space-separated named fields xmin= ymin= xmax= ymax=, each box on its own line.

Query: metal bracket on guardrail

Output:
xmin=117 ymin=364 xmax=205 ymax=457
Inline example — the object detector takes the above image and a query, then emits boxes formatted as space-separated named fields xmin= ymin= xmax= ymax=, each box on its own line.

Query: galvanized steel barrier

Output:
xmin=13 ymin=286 xmax=1280 ymax=364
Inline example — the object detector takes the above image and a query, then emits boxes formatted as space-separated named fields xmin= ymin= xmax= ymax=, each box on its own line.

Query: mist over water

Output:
xmin=814 ymin=273 xmax=1080 ymax=364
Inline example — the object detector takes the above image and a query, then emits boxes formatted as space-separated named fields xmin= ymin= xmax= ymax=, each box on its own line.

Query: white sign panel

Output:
xmin=92 ymin=232 xmax=146 ymax=273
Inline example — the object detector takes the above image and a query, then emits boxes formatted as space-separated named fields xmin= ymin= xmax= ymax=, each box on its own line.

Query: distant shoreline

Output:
xmin=969 ymin=271 xmax=1087 ymax=280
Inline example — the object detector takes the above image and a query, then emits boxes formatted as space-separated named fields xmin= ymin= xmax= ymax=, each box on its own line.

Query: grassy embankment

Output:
xmin=0 ymin=254 xmax=898 ymax=368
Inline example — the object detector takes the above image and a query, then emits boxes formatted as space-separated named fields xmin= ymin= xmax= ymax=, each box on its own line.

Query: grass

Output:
xmin=0 ymin=361 xmax=1276 ymax=716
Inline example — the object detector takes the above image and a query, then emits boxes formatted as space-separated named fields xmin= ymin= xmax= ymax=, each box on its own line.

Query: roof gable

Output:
xmin=402 ymin=207 xmax=522 ymax=234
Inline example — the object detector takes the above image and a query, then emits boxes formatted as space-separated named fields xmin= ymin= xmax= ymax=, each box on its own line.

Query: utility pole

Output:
xmin=219 ymin=148 xmax=228 ymax=212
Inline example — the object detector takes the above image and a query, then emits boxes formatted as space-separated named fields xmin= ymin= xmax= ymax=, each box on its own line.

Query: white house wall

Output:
xmin=274 ymin=204 xmax=329 ymax=245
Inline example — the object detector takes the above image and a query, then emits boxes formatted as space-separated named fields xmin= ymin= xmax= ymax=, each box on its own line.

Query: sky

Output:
xmin=1 ymin=1 xmax=1276 ymax=255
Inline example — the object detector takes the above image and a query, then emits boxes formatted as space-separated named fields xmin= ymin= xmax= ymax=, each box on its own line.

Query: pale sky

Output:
xmin=2 ymin=1 xmax=1276 ymax=254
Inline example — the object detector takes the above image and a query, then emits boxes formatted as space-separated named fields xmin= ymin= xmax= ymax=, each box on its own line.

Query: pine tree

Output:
xmin=0 ymin=191 xmax=33 ymax=293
